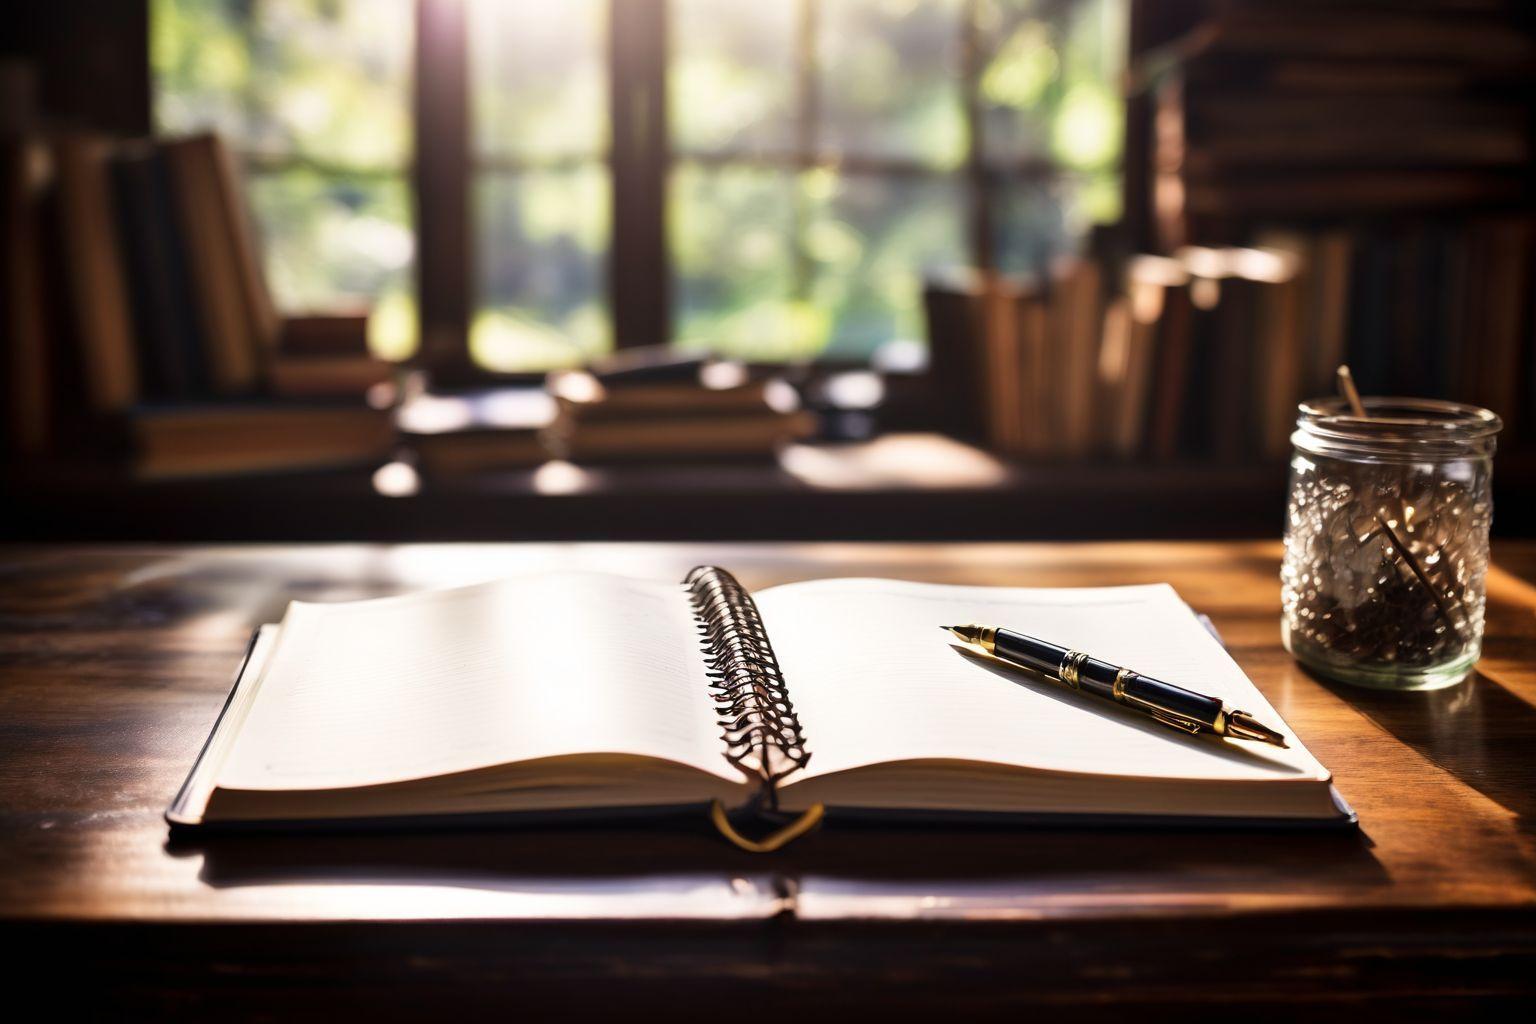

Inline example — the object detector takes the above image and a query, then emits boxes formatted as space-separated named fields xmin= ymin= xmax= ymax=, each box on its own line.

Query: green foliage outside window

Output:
xmin=152 ymin=0 xmax=418 ymax=360
xmin=671 ymin=0 xmax=1126 ymax=360
xmin=154 ymin=0 xmax=1125 ymax=369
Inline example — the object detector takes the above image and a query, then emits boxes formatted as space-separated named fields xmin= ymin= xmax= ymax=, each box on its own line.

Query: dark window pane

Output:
xmin=817 ymin=0 xmax=965 ymax=168
xmin=473 ymin=169 xmax=610 ymax=371
xmin=989 ymin=178 xmax=1068 ymax=274
xmin=671 ymin=0 xmax=799 ymax=157
xmin=470 ymin=0 xmax=607 ymax=161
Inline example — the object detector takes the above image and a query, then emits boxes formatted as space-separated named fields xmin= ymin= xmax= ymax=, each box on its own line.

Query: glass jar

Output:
xmin=1281 ymin=397 xmax=1501 ymax=690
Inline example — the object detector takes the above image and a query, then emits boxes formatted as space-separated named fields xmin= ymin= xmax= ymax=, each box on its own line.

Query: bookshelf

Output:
xmin=0 ymin=435 xmax=1289 ymax=542
xmin=926 ymin=0 xmax=1536 ymax=481
xmin=10 ymin=431 xmax=1536 ymax=543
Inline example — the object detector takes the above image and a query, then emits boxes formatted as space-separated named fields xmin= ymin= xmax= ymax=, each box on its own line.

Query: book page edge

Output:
xmin=165 ymin=624 xmax=281 ymax=828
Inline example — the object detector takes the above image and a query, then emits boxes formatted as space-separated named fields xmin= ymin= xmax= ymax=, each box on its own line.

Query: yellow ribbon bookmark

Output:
xmin=709 ymin=800 xmax=825 ymax=853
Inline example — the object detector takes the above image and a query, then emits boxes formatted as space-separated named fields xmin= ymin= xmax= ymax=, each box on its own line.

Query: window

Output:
xmin=468 ymin=0 xmax=610 ymax=371
xmin=152 ymin=0 xmax=419 ymax=360
xmin=153 ymin=0 xmax=1125 ymax=370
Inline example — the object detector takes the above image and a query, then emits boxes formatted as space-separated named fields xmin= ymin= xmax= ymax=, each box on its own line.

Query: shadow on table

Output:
xmin=1308 ymin=662 xmax=1536 ymax=834
xmin=171 ymin=810 xmax=1387 ymax=906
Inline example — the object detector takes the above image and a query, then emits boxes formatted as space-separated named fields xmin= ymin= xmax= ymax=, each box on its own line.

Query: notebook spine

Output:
xmin=685 ymin=566 xmax=811 ymax=806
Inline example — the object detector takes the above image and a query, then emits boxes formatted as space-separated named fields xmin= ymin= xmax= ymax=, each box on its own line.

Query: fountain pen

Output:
xmin=945 ymin=624 xmax=1287 ymax=746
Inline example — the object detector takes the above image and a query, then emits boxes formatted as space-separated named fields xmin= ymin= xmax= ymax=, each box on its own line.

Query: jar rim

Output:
xmin=1297 ymin=396 xmax=1503 ymax=441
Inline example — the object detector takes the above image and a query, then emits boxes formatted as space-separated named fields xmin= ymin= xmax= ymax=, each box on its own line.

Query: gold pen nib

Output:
xmin=1224 ymin=710 xmax=1288 ymax=748
xmin=943 ymin=625 xmax=994 ymax=652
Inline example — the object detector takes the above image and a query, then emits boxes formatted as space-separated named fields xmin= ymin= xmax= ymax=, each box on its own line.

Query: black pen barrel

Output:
xmin=992 ymin=629 xmax=1067 ymax=676
xmin=993 ymin=629 xmax=1117 ymax=699
xmin=993 ymin=627 xmax=1222 ymax=725
xmin=1120 ymin=673 xmax=1224 ymax=724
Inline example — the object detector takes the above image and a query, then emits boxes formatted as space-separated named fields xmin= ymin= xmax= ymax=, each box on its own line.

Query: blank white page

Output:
xmin=217 ymin=572 xmax=733 ymax=791
xmin=754 ymin=578 xmax=1328 ymax=785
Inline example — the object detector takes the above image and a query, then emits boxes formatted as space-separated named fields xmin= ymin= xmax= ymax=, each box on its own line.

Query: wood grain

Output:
xmin=2 ymin=541 xmax=1535 ymax=1016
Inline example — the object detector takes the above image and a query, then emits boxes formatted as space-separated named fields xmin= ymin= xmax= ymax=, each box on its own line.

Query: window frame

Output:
xmin=392 ymin=0 xmax=1104 ymax=377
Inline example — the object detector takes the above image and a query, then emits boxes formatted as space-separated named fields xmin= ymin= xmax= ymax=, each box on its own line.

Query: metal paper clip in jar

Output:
xmin=1281 ymin=396 xmax=1500 ymax=690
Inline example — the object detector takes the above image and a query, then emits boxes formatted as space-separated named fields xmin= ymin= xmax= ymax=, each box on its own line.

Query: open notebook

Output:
xmin=169 ymin=567 xmax=1352 ymax=835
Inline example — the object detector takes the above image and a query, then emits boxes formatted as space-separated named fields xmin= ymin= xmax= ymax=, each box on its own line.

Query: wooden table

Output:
xmin=3 ymin=541 xmax=1535 ymax=1017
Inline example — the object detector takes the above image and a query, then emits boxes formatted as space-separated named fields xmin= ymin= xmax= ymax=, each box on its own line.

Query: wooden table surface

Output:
xmin=3 ymin=541 xmax=1535 ymax=1017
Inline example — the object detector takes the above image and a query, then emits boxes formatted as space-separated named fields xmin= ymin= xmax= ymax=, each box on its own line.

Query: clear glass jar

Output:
xmin=1281 ymin=397 xmax=1501 ymax=690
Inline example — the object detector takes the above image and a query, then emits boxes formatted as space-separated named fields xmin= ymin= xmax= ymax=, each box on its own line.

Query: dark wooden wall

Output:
xmin=0 ymin=1 xmax=150 ymax=135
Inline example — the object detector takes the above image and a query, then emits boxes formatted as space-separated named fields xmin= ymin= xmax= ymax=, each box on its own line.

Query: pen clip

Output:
xmin=1147 ymin=709 xmax=1205 ymax=735
xmin=1118 ymin=687 xmax=1208 ymax=735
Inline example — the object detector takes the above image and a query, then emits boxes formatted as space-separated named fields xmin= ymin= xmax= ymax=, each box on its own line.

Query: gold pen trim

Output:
xmin=1059 ymin=650 xmax=1088 ymax=689
xmin=1111 ymin=666 xmax=1207 ymax=735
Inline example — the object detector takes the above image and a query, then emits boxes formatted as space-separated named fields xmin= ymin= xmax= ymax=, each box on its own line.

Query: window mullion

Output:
xmin=413 ymin=0 xmax=472 ymax=374
xmin=963 ymin=0 xmax=994 ymax=272
xmin=791 ymin=0 xmax=819 ymax=301
xmin=609 ymin=0 xmax=670 ymax=349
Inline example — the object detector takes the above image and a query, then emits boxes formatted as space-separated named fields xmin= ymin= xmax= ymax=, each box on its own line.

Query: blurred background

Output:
xmin=2 ymin=0 xmax=1533 ymax=541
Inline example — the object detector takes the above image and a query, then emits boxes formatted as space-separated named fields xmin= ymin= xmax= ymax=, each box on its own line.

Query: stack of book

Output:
xmin=1140 ymin=1 xmax=1535 ymax=249
xmin=542 ymin=350 xmax=815 ymax=463
xmin=924 ymin=259 xmax=1115 ymax=461
xmin=1 ymin=131 xmax=395 ymax=478
xmin=925 ymin=216 xmax=1536 ymax=463
xmin=397 ymin=386 xmax=554 ymax=477
xmin=268 ymin=312 xmax=393 ymax=399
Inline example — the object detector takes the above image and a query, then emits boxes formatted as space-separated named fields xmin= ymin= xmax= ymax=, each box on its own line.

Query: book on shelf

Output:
xmin=49 ymin=134 xmax=141 ymax=413
xmin=925 ymin=258 xmax=1147 ymax=461
xmin=109 ymin=141 xmax=210 ymax=400
xmin=204 ymin=133 xmax=282 ymax=356
xmin=279 ymin=312 xmax=372 ymax=357
xmin=543 ymin=362 xmax=815 ymax=463
xmin=1052 ymin=258 xmax=1103 ymax=459
xmin=270 ymin=312 xmax=392 ymax=398
xmin=1252 ymin=239 xmax=1307 ymax=458
xmin=542 ymin=411 xmax=816 ymax=464
xmin=551 ymin=377 xmax=786 ymax=420
xmin=162 ymin=134 xmax=264 ymax=395
xmin=116 ymin=402 xmax=395 ymax=480
xmin=980 ymin=272 xmax=1027 ymax=455
xmin=1 ymin=128 xmax=402 ymax=477
xmin=267 ymin=354 xmax=397 ymax=400
xmin=169 ymin=566 xmax=1352 ymax=842
xmin=397 ymin=388 xmax=555 ymax=476
xmin=1139 ymin=3 xmax=1536 ymax=250
xmin=921 ymin=269 xmax=991 ymax=442
xmin=406 ymin=426 xmax=548 ymax=476
xmin=1 ymin=136 xmax=53 ymax=455
xmin=1111 ymin=255 xmax=1184 ymax=459
xmin=1175 ymin=170 xmax=1528 ymax=221
xmin=1177 ymin=5 xmax=1536 ymax=68
xmin=925 ymin=216 xmax=1536 ymax=464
